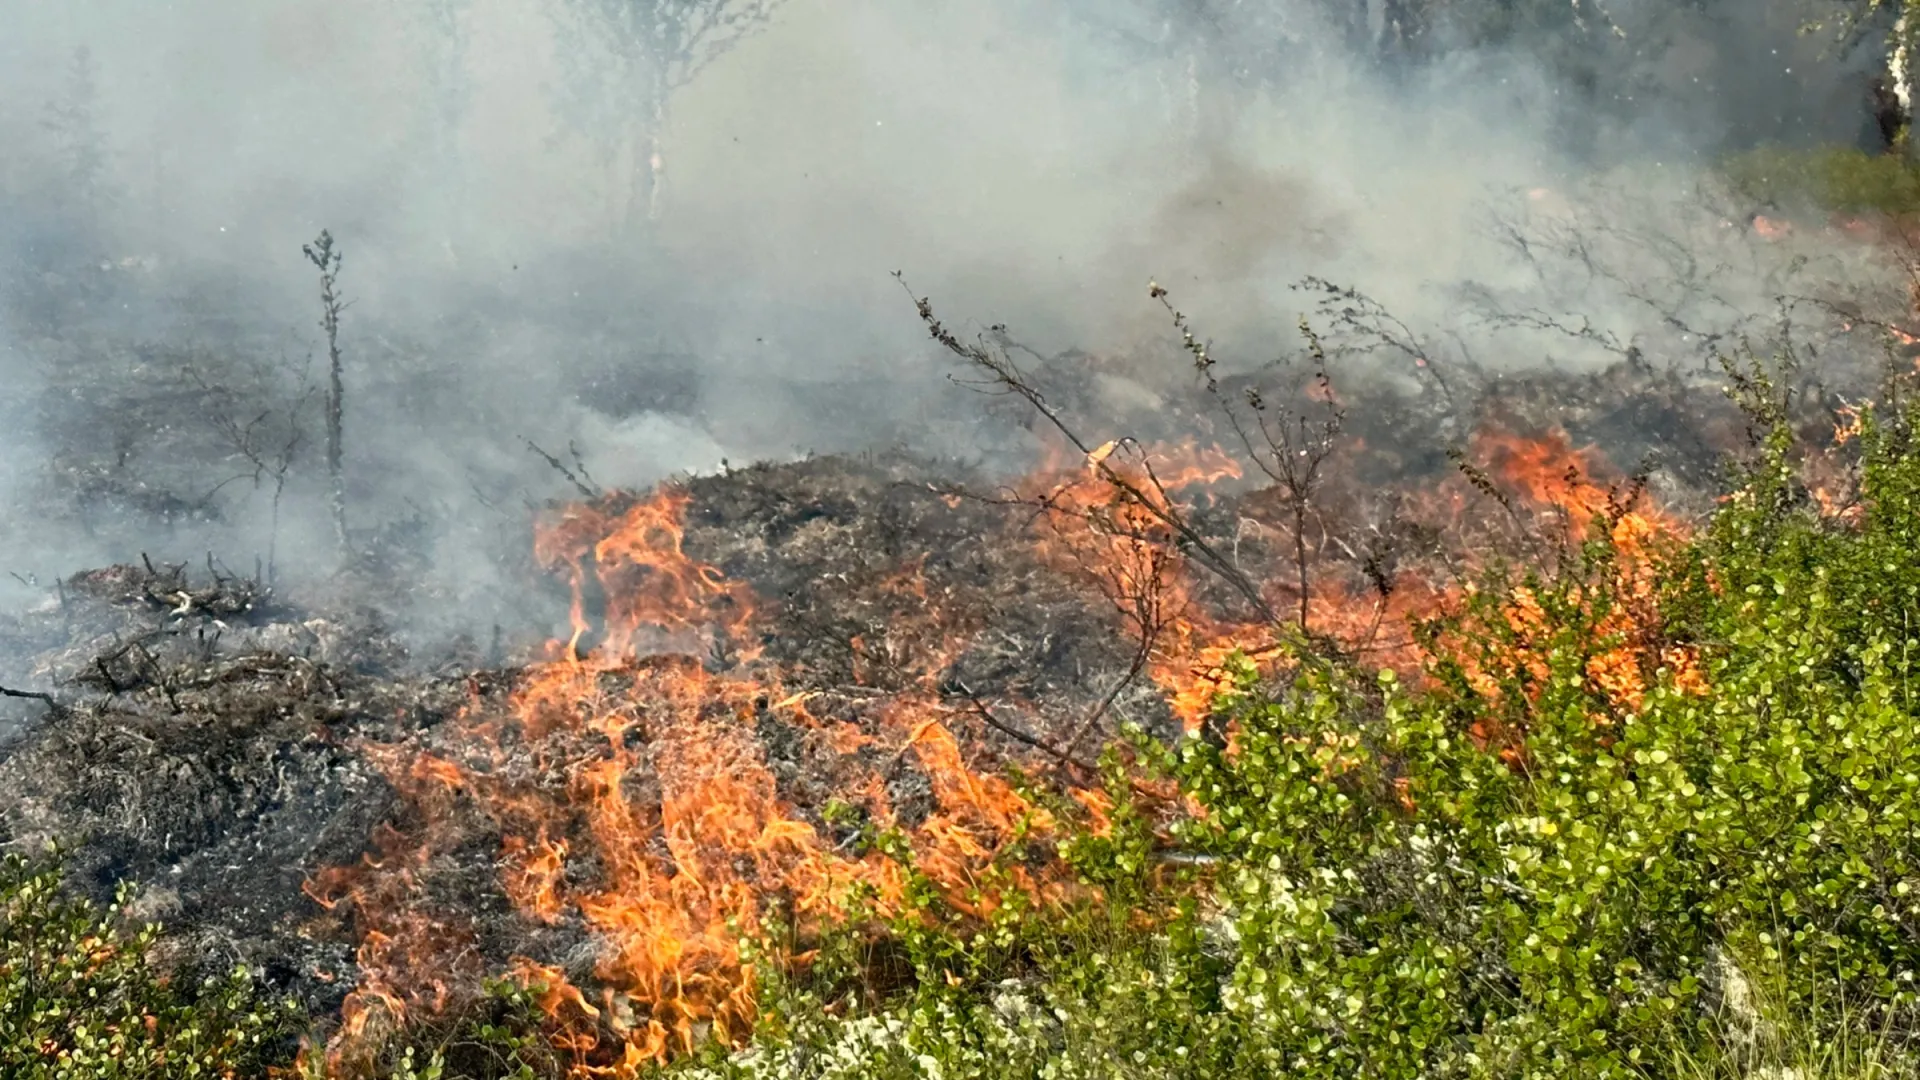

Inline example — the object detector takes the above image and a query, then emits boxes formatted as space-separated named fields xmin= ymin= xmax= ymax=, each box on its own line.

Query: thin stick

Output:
xmin=952 ymin=681 xmax=1098 ymax=776
xmin=0 ymin=686 xmax=62 ymax=713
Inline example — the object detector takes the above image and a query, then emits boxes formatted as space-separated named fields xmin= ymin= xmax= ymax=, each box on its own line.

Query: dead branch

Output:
xmin=303 ymin=230 xmax=351 ymax=561
xmin=184 ymin=350 xmax=315 ymax=588
xmin=1063 ymin=536 xmax=1173 ymax=757
xmin=951 ymin=681 xmax=1098 ymax=777
xmin=1461 ymin=296 xmax=1634 ymax=359
xmin=898 ymin=272 xmax=1279 ymax=627
xmin=1154 ymin=282 xmax=1341 ymax=633
xmin=1294 ymin=275 xmax=1464 ymax=413
xmin=0 ymin=685 xmax=62 ymax=714
xmin=526 ymin=439 xmax=602 ymax=500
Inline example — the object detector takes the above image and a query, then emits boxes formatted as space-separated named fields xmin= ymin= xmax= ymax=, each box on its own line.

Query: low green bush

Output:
xmin=0 ymin=848 xmax=301 ymax=1079
xmin=659 ymin=373 xmax=1920 ymax=1079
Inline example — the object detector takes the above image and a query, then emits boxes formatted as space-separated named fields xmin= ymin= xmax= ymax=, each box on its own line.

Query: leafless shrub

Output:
xmin=1293 ymin=275 xmax=1470 ymax=422
xmin=185 ymin=351 xmax=317 ymax=588
xmin=302 ymin=230 xmax=351 ymax=562
xmin=900 ymin=272 xmax=1292 ymax=755
xmin=1153 ymin=280 xmax=1345 ymax=633
xmin=899 ymin=272 xmax=1276 ymax=628
xmin=1467 ymin=182 xmax=1832 ymax=374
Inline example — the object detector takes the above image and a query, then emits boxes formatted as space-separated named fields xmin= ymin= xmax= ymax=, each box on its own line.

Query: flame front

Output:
xmin=1447 ymin=427 xmax=1704 ymax=725
xmin=312 ymin=487 xmax=1059 ymax=1074
xmin=311 ymin=421 xmax=1710 ymax=1074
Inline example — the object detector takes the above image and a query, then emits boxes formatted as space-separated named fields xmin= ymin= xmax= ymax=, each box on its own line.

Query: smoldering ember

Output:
xmin=7 ymin=3 xmax=1920 ymax=1079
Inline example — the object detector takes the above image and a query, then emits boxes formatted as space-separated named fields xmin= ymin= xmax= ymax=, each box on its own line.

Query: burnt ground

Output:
xmin=0 ymin=449 xmax=1165 ymax=1020
xmin=0 ymin=342 xmax=1861 ymax=1034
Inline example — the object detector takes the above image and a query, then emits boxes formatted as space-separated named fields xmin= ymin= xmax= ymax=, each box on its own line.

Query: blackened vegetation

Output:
xmin=0 ymin=558 xmax=472 ymax=1013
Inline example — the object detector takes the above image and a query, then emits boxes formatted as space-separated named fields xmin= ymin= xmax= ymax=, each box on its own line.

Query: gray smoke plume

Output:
xmin=0 ymin=0 xmax=1902 ymax=647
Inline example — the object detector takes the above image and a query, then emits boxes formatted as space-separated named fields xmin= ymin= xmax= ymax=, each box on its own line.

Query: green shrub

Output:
xmin=0 ymin=848 xmax=302 ymax=1078
xmin=653 ymin=377 xmax=1920 ymax=1080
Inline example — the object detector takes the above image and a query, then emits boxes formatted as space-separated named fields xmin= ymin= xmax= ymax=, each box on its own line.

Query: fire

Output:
xmin=1013 ymin=423 xmax=1704 ymax=795
xmin=1471 ymin=427 xmax=1609 ymax=531
xmin=1010 ymin=438 xmax=1263 ymax=734
xmin=312 ymin=487 xmax=1063 ymax=1074
xmin=1445 ymin=427 xmax=1703 ymax=720
xmin=309 ymin=419 xmax=1712 ymax=1073
xmin=533 ymin=489 xmax=757 ymax=661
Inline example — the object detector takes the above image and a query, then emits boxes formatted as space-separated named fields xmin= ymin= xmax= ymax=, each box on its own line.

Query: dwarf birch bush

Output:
xmin=654 ymin=383 xmax=1920 ymax=1080
xmin=0 ymin=850 xmax=301 ymax=1079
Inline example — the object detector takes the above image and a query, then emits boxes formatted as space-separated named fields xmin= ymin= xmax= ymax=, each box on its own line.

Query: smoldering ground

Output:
xmin=0 ymin=0 xmax=1903 ymax=651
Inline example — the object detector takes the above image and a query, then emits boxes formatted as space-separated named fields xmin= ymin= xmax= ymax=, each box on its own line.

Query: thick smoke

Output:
xmin=0 ymin=0 xmax=1900 ymax=646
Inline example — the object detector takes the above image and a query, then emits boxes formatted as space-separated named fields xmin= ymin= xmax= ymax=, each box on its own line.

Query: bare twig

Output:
xmin=185 ymin=349 xmax=315 ymax=587
xmin=898 ymin=272 xmax=1278 ymax=627
xmin=951 ymin=681 xmax=1098 ymax=776
xmin=303 ymin=230 xmax=351 ymax=561
xmin=1154 ymin=282 xmax=1343 ymax=632
xmin=0 ymin=685 xmax=62 ymax=714
xmin=1063 ymin=540 xmax=1172 ymax=757
xmin=1294 ymin=275 xmax=1464 ymax=412
xmin=526 ymin=439 xmax=602 ymax=499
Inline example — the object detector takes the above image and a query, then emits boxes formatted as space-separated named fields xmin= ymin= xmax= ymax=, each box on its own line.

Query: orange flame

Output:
xmin=315 ymin=487 xmax=1065 ymax=1073
xmin=312 ymin=424 xmax=1714 ymax=1074
xmin=1446 ymin=428 xmax=1703 ymax=720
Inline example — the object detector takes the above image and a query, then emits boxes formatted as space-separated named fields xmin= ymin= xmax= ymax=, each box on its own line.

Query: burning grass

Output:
xmin=296 ymin=380 xmax=1734 ymax=1074
xmin=628 ymin=364 xmax=1920 ymax=1080
xmin=305 ymin=478 xmax=1097 ymax=1073
xmin=5 ymin=294 xmax=1920 ymax=1077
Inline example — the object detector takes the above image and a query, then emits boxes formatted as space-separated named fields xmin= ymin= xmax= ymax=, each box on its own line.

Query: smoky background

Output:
xmin=0 ymin=0 xmax=1900 ymax=649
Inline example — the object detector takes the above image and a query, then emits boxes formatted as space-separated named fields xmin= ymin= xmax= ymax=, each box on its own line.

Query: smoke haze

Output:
xmin=0 ymin=0 xmax=1901 ymax=641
